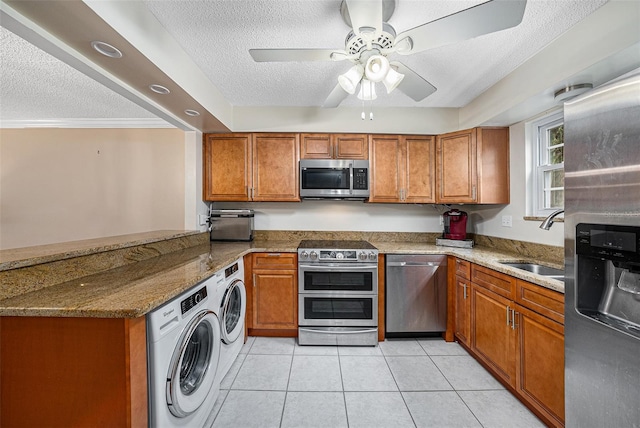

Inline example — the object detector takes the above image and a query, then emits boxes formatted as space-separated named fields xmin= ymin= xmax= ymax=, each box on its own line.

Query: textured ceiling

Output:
xmin=0 ymin=27 xmax=157 ymax=121
xmin=0 ymin=0 xmax=611 ymax=122
xmin=144 ymin=0 xmax=608 ymax=108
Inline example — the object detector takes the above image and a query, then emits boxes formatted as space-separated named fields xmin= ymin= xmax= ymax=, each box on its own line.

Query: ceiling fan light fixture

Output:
xmin=357 ymin=79 xmax=377 ymax=101
xmin=383 ymin=67 xmax=404 ymax=94
xmin=338 ymin=64 xmax=364 ymax=94
xmin=365 ymin=55 xmax=390 ymax=83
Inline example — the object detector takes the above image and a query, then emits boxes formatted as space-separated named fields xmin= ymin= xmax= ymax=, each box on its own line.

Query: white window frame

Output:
xmin=528 ymin=111 xmax=564 ymax=217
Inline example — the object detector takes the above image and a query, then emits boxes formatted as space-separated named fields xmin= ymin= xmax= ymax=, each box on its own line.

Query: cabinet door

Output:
xmin=369 ymin=135 xmax=402 ymax=202
xmin=252 ymin=133 xmax=300 ymax=201
xmin=252 ymin=269 xmax=297 ymax=330
xmin=471 ymin=283 xmax=516 ymax=387
xmin=203 ymin=133 xmax=251 ymax=201
xmin=455 ymin=275 xmax=471 ymax=347
xmin=403 ymin=135 xmax=435 ymax=203
xmin=300 ymin=133 xmax=332 ymax=159
xmin=333 ymin=134 xmax=368 ymax=159
xmin=436 ymin=129 xmax=477 ymax=203
xmin=516 ymin=304 xmax=565 ymax=427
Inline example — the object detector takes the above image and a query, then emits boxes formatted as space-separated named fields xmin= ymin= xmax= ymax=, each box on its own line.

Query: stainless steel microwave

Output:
xmin=299 ymin=159 xmax=370 ymax=199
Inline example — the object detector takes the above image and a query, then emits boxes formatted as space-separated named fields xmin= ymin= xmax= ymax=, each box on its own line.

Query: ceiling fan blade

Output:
xmin=395 ymin=0 xmax=527 ymax=55
xmin=250 ymin=49 xmax=347 ymax=62
xmin=391 ymin=61 xmax=436 ymax=102
xmin=345 ymin=0 xmax=383 ymax=37
xmin=323 ymin=83 xmax=350 ymax=108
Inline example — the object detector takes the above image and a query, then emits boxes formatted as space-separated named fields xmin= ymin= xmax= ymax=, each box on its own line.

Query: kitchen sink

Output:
xmin=500 ymin=262 xmax=564 ymax=280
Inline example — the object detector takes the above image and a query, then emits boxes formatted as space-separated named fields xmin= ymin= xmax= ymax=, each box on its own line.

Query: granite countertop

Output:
xmin=0 ymin=235 xmax=563 ymax=318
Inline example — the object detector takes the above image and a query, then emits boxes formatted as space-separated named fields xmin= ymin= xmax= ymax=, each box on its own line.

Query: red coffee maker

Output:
xmin=443 ymin=209 xmax=468 ymax=240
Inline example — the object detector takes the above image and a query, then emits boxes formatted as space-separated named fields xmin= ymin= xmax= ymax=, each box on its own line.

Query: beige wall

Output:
xmin=0 ymin=128 xmax=186 ymax=249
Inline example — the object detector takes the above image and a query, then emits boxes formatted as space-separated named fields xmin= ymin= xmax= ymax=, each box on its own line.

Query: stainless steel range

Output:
xmin=297 ymin=240 xmax=379 ymax=346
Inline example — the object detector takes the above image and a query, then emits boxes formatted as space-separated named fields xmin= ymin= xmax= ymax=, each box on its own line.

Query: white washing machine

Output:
xmin=147 ymin=276 xmax=222 ymax=427
xmin=216 ymin=258 xmax=247 ymax=379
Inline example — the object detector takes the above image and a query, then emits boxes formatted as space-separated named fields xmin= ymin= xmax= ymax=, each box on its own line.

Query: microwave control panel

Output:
xmin=353 ymin=168 xmax=368 ymax=190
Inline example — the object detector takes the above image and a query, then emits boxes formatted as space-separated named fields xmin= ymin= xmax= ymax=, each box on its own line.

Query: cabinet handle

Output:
xmin=246 ymin=186 xmax=250 ymax=199
xmin=506 ymin=306 xmax=511 ymax=326
xmin=463 ymin=283 xmax=467 ymax=299
xmin=472 ymin=185 xmax=477 ymax=201
xmin=511 ymin=310 xmax=518 ymax=330
xmin=267 ymin=253 xmax=281 ymax=257
xmin=253 ymin=273 xmax=256 ymax=287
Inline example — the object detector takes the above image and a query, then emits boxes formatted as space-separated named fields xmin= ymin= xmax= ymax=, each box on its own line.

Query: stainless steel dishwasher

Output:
xmin=386 ymin=255 xmax=447 ymax=336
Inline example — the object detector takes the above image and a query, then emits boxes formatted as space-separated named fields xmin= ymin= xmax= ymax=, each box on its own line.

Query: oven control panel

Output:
xmin=299 ymin=249 xmax=378 ymax=262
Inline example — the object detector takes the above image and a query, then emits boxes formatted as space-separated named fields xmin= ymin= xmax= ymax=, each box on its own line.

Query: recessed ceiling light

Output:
xmin=149 ymin=84 xmax=170 ymax=95
xmin=554 ymin=83 xmax=593 ymax=103
xmin=91 ymin=41 xmax=122 ymax=58
xmin=184 ymin=109 xmax=200 ymax=117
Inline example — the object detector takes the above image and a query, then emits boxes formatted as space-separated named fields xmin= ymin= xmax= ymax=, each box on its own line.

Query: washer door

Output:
xmin=166 ymin=310 xmax=221 ymax=418
xmin=220 ymin=279 xmax=246 ymax=344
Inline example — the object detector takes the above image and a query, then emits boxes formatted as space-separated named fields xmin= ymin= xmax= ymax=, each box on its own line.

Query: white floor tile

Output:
xmin=212 ymin=390 xmax=285 ymax=428
xmin=220 ymin=352 xmax=246 ymax=390
xmin=288 ymin=355 xmax=343 ymax=391
xmin=417 ymin=338 xmax=469 ymax=356
xmin=231 ymin=354 xmax=292 ymax=390
xmin=239 ymin=335 xmax=256 ymax=354
xmin=386 ymin=356 xmax=453 ymax=391
xmin=249 ymin=336 xmax=296 ymax=354
xmin=344 ymin=392 xmax=415 ymax=428
xmin=338 ymin=345 xmax=383 ymax=356
xmin=340 ymin=356 xmax=398 ymax=391
xmin=379 ymin=339 xmax=426 ymax=356
xmin=403 ymin=391 xmax=482 ymax=428
xmin=431 ymin=355 xmax=505 ymax=390
xmin=281 ymin=391 xmax=348 ymax=428
xmin=294 ymin=343 xmax=339 ymax=355
xmin=458 ymin=390 xmax=546 ymax=428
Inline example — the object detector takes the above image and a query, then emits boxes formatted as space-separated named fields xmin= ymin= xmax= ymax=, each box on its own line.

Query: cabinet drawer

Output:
xmin=472 ymin=264 xmax=515 ymax=299
xmin=454 ymin=258 xmax=471 ymax=280
xmin=516 ymin=280 xmax=564 ymax=325
xmin=252 ymin=252 xmax=297 ymax=269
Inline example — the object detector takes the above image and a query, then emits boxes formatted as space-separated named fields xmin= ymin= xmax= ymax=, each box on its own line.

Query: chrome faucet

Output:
xmin=539 ymin=209 xmax=565 ymax=230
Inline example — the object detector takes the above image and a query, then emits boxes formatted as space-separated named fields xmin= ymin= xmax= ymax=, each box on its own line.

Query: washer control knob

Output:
xmin=368 ymin=252 xmax=377 ymax=261
xmin=359 ymin=252 xmax=367 ymax=260
xmin=310 ymin=251 xmax=318 ymax=260
xmin=300 ymin=251 xmax=309 ymax=259
xmin=195 ymin=294 xmax=202 ymax=304
xmin=336 ymin=252 xmax=344 ymax=259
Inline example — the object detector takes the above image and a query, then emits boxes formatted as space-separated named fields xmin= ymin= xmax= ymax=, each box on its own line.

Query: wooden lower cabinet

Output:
xmin=0 ymin=316 xmax=147 ymax=428
xmin=454 ymin=275 xmax=471 ymax=347
xmin=516 ymin=303 xmax=565 ymax=427
xmin=248 ymin=253 xmax=298 ymax=336
xmin=470 ymin=283 xmax=516 ymax=387
xmin=459 ymin=263 xmax=565 ymax=427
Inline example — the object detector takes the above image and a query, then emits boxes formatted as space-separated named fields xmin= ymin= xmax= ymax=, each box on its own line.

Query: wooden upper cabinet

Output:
xmin=404 ymin=135 xmax=436 ymax=203
xmin=203 ymin=133 xmax=251 ymax=201
xmin=203 ymin=133 xmax=300 ymax=202
xmin=436 ymin=127 xmax=509 ymax=204
xmin=252 ymin=133 xmax=300 ymax=201
xmin=300 ymin=133 xmax=368 ymax=159
xmin=369 ymin=134 xmax=403 ymax=202
xmin=369 ymin=134 xmax=435 ymax=203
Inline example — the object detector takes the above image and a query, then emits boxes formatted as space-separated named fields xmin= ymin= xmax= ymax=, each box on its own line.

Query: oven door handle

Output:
xmin=298 ymin=327 xmax=378 ymax=335
xmin=298 ymin=264 xmax=377 ymax=270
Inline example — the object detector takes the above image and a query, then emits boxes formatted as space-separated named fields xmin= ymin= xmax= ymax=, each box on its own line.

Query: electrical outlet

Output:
xmin=439 ymin=215 xmax=444 ymax=226
xmin=198 ymin=214 xmax=208 ymax=226
xmin=501 ymin=215 xmax=513 ymax=227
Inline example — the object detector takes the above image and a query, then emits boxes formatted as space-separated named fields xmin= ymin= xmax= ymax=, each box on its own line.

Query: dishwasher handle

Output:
xmin=387 ymin=262 xmax=442 ymax=267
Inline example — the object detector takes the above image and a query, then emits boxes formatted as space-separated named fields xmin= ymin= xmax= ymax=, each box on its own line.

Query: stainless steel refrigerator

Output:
xmin=564 ymin=69 xmax=640 ymax=427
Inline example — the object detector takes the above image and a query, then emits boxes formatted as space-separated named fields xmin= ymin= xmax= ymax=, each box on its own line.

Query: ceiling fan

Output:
xmin=250 ymin=0 xmax=527 ymax=107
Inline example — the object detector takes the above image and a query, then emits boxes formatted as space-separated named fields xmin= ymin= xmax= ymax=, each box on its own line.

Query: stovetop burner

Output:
xmin=298 ymin=240 xmax=377 ymax=250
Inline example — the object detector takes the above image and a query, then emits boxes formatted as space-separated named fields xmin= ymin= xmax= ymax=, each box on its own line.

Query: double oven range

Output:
xmin=297 ymin=240 xmax=379 ymax=346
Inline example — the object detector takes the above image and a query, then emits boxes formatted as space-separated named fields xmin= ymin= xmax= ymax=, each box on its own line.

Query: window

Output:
xmin=530 ymin=111 xmax=564 ymax=217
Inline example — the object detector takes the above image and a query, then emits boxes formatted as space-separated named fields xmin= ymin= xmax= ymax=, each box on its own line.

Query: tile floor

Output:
xmin=208 ymin=336 xmax=545 ymax=428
